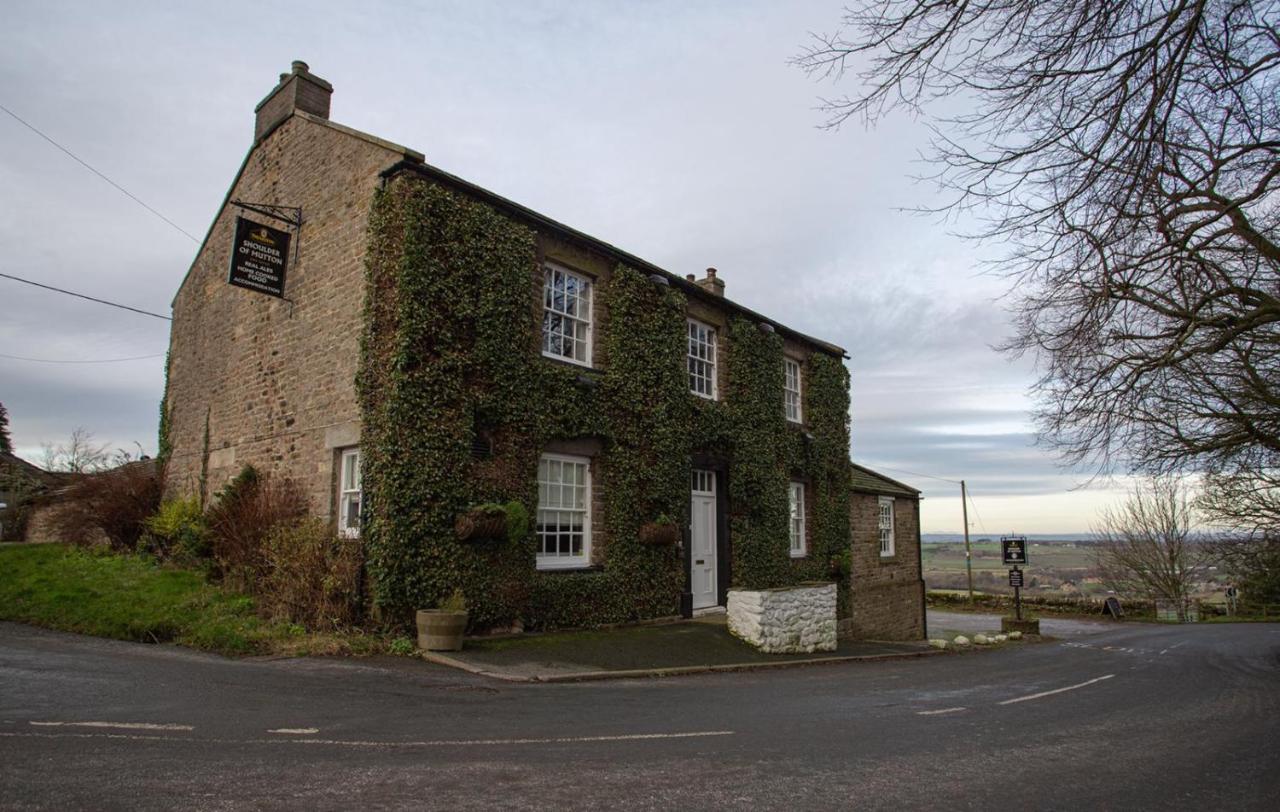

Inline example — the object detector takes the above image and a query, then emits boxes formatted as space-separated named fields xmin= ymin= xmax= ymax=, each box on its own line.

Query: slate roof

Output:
xmin=850 ymin=463 xmax=920 ymax=498
xmin=178 ymin=108 xmax=848 ymax=360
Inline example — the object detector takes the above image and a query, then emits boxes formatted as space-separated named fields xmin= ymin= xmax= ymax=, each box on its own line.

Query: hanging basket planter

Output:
xmin=638 ymin=521 xmax=680 ymax=546
xmin=455 ymin=510 xmax=508 ymax=542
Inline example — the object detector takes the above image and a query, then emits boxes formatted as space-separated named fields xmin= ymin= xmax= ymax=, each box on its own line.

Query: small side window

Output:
xmin=878 ymin=497 xmax=895 ymax=557
xmin=338 ymin=447 xmax=362 ymax=538
xmin=789 ymin=482 xmax=806 ymax=557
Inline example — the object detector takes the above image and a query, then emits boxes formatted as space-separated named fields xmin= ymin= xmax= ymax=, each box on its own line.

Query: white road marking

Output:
xmin=999 ymin=674 xmax=1115 ymax=706
xmin=1159 ymin=642 xmax=1187 ymax=655
xmin=29 ymin=721 xmax=193 ymax=732
xmin=267 ymin=728 xmax=320 ymax=735
xmin=273 ymin=731 xmax=736 ymax=748
xmin=3 ymin=729 xmax=733 ymax=749
xmin=916 ymin=707 xmax=967 ymax=716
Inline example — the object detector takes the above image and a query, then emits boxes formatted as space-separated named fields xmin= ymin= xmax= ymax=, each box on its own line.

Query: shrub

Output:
xmin=502 ymin=500 xmax=529 ymax=543
xmin=205 ymin=465 xmax=307 ymax=583
xmin=438 ymin=588 xmax=467 ymax=612
xmin=258 ymin=518 xmax=363 ymax=630
xmin=50 ymin=460 xmax=164 ymax=552
xmin=142 ymin=496 xmax=210 ymax=562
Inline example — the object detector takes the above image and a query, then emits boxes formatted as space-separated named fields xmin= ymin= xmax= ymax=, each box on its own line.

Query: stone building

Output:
xmin=165 ymin=62 xmax=924 ymax=639
xmin=845 ymin=464 xmax=926 ymax=640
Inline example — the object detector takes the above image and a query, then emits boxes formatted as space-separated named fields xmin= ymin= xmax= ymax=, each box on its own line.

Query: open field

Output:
xmin=923 ymin=539 xmax=1233 ymax=603
xmin=923 ymin=540 xmax=1104 ymax=598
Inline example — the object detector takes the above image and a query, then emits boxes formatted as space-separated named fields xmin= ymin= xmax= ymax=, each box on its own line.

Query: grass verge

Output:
xmin=0 ymin=544 xmax=412 ymax=657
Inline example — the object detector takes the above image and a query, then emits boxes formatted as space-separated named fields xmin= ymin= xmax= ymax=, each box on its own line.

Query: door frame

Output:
xmin=682 ymin=454 xmax=731 ymax=618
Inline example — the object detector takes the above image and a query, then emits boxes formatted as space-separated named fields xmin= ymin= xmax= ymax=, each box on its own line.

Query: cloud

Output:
xmin=1 ymin=0 xmax=1094 ymax=530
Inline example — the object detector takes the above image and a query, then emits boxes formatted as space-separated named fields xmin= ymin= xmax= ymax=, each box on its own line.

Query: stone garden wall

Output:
xmin=727 ymin=582 xmax=837 ymax=654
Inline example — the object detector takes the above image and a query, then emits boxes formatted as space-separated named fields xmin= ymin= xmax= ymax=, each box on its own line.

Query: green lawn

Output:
xmin=0 ymin=544 xmax=405 ymax=657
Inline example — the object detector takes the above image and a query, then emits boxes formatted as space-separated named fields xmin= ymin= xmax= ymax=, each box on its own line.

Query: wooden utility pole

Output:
xmin=961 ymin=479 xmax=974 ymax=603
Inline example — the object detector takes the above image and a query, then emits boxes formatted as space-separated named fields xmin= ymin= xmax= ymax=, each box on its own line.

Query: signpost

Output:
xmin=1002 ymin=535 xmax=1029 ymax=621
xmin=228 ymin=217 xmax=291 ymax=299
xmin=1103 ymin=596 xmax=1124 ymax=619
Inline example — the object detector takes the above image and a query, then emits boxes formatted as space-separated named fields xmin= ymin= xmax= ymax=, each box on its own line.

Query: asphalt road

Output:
xmin=1 ymin=618 xmax=1277 ymax=810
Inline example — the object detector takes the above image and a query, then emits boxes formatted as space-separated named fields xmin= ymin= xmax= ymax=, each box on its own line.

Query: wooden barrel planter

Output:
xmin=416 ymin=609 xmax=469 ymax=651
xmin=638 ymin=521 xmax=679 ymax=546
xmin=455 ymin=510 xmax=507 ymax=542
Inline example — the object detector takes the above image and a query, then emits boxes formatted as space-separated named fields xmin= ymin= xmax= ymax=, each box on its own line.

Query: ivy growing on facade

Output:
xmin=359 ymin=172 xmax=852 ymax=631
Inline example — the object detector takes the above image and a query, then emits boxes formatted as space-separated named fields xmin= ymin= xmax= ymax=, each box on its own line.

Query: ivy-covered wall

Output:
xmin=359 ymin=171 xmax=851 ymax=631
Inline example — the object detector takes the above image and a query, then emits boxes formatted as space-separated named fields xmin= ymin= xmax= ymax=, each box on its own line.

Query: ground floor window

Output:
xmin=338 ymin=447 xmax=361 ymax=538
xmin=537 ymin=453 xmax=591 ymax=569
xmin=789 ymin=481 xmax=806 ymax=557
xmin=878 ymin=496 xmax=895 ymax=557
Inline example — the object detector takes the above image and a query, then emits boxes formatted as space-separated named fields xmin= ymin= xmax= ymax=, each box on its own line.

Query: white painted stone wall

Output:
xmin=727 ymin=583 xmax=837 ymax=654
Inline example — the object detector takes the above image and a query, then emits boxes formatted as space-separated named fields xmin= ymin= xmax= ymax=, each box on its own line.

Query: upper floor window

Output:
xmin=878 ymin=496 xmax=895 ymax=557
xmin=784 ymin=358 xmax=802 ymax=423
xmin=542 ymin=263 xmax=592 ymax=366
xmin=338 ymin=447 xmax=362 ymax=538
xmin=688 ymin=319 xmax=718 ymax=399
xmin=789 ymin=481 xmax=806 ymax=557
xmin=536 ymin=453 xmax=592 ymax=569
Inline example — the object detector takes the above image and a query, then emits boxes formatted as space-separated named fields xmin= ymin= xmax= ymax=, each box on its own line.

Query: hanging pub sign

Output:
xmin=228 ymin=216 xmax=290 ymax=298
xmin=1001 ymin=535 xmax=1028 ymax=566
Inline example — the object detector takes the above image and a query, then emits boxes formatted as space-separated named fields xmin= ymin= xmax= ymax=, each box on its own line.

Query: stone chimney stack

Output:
xmin=254 ymin=61 xmax=333 ymax=141
xmin=695 ymin=267 xmax=725 ymax=297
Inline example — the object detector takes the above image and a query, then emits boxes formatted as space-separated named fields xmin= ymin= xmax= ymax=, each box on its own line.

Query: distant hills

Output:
xmin=922 ymin=533 xmax=1099 ymax=544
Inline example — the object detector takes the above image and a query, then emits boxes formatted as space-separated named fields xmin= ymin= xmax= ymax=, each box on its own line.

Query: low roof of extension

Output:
xmin=850 ymin=462 xmax=920 ymax=498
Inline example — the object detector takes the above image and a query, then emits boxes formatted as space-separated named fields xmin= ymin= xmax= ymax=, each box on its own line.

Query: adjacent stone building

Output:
xmin=845 ymin=464 xmax=927 ymax=641
xmin=165 ymin=62 xmax=925 ymax=640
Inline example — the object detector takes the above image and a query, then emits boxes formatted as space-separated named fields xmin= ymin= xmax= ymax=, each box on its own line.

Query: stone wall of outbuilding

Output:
xmin=841 ymin=492 xmax=926 ymax=641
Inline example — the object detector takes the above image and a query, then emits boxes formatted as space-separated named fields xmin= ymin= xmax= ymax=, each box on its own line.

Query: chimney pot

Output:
xmin=254 ymin=61 xmax=334 ymax=141
xmin=685 ymin=274 xmax=696 ymax=282
xmin=694 ymin=266 xmax=726 ymax=297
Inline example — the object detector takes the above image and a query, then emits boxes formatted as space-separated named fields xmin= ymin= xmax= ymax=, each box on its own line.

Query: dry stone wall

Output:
xmin=727 ymin=582 xmax=837 ymax=653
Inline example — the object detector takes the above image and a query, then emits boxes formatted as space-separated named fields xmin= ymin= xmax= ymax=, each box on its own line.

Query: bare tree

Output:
xmin=1199 ymin=470 xmax=1280 ymax=603
xmin=1094 ymin=476 xmax=1203 ymax=614
xmin=41 ymin=427 xmax=111 ymax=474
xmin=794 ymin=2 xmax=1280 ymax=479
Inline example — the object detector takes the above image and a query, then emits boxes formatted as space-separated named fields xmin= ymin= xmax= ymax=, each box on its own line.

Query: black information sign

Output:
xmin=1008 ymin=568 xmax=1024 ymax=588
xmin=228 ymin=217 xmax=290 ymax=298
xmin=1001 ymin=535 xmax=1028 ymax=566
xmin=1103 ymin=596 xmax=1124 ymax=618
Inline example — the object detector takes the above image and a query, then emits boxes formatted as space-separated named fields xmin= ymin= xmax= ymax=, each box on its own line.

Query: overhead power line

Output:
xmin=965 ymin=489 xmax=989 ymax=535
xmin=870 ymin=463 xmax=962 ymax=486
xmin=0 ymin=351 xmax=165 ymax=364
xmin=0 ymin=101 xmax=200 ymax=244
xmin=0 ymin=272 xmax=172 ymax=321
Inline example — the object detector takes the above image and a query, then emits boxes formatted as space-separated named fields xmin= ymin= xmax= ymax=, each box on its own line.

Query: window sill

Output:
xmin=536 ymin=563 xmax=603 ymax=574
xmin=541 ymin=351 xmax=594 ymax=370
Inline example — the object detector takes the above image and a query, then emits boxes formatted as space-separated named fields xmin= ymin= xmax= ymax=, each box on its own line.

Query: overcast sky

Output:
xmin=0 ymin=0 xmax=1133 ymax=533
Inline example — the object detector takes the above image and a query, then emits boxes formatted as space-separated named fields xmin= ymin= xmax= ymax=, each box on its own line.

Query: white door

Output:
xmin=690 ymin=469 xmax=718 ymax=610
